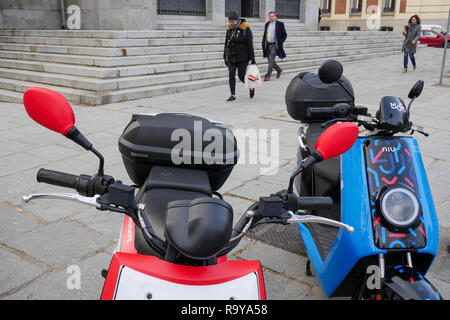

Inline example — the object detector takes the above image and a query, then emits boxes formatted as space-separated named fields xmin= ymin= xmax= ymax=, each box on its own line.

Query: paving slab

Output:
xmin=0 ymin=247 xmax=44 ymax=297
xmin=2 ymin=221 xmax=111 ymax=268
xmin=0 ymin=47 xmax=448 ymax=300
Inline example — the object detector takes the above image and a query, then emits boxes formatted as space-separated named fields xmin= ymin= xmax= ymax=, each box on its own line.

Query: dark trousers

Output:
xmin=404 ymin=52 xmax=416 ymax=69
xmin=228 ymin=61 xmax=248 ymax=95
xmin=265 ymin=43 xmax=282 ymax=77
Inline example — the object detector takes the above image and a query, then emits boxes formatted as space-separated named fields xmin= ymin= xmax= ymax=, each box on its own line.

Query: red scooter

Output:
xmin=22 ymin=87 xmax=358 ymax=300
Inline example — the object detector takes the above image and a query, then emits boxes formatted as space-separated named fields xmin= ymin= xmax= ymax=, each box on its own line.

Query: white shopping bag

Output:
xmin=245 ymin=64 xmax=262 ymax=89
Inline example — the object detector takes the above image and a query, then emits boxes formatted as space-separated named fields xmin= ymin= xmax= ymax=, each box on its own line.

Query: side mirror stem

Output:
xmin=407 ymin=96 xmax=415 ymax=120
xmin=287 ymin=152 xmax=322 ymax=193
xmin=91 ymin=147 xmax=105 ymax=177
xmin=65 ymin=126 xmax=104 ymax=176
xmin=336 ymin=79 xmax=355 ymax=106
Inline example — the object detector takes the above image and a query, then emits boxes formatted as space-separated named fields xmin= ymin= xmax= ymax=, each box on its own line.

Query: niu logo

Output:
xmin=390 ymin=102 xmax=406 ymax=113
xmin=382 ymin=147 xmax=397 ymax=152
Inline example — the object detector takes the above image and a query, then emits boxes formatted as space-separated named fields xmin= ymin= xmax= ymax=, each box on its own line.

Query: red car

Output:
xmin=419 ymin=29 xmax=450 ymax=48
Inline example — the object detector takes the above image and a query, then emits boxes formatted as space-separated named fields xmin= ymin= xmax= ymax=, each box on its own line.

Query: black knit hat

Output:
xmin=228 ymin=11 xmax=239 ymax=21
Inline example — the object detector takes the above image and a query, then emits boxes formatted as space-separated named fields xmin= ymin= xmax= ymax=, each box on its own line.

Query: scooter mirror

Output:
xmin=318 ymin=59 xmax=344 ymax=84
xmin=408 ymin=80 xmax=424 ymax=99
xmin=23 ymin=87 xmax=94 ymax=154
xmin=315 ymin=122 xmax=359 ymax=161
xmin=23 ymin=87 xmax=75 ymax=136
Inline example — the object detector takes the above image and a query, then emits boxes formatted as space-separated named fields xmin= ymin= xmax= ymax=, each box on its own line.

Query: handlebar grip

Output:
xmin=306 ymin=107 xmax=336 ymax=118
xmin=37 ymin=169 xmax=80 ymax=189
xmin=297 ymin=197 xmax=333 ymax=210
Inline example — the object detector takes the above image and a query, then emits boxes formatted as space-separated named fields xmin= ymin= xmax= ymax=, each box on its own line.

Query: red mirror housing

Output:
xmin=23 ymin=87 xmax=75 ymax=136
xmin=315 ymin=122 xmax=359 ymax=160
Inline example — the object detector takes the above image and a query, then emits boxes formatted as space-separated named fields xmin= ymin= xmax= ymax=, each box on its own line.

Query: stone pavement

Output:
xmin=0 ymin=47 xmax=449 ymax=300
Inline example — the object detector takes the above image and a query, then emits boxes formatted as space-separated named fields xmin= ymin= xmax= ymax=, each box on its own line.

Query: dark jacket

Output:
xmin=262 ymin=20 xmax=287 ymax=59
xmin=224 ymin=19 xmax=255 ymax=64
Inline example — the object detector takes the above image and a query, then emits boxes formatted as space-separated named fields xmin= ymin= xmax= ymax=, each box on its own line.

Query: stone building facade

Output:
xmin=0 ymin=0 xmax=319 ymax=30
xmin=319 ymin=0 xmax=450 ymax=32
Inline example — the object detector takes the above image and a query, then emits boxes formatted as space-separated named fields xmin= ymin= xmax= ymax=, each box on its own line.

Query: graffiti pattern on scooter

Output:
xmin=364 ymin=138 xmax=426 ymax=249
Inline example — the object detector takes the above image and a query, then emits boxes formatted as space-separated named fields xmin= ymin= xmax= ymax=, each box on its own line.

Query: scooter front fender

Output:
xmin=383 ymin=265 xmax=442 ymax=300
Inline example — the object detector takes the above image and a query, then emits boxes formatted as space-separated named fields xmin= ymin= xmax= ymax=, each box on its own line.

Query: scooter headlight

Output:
xmin=380 ymin=187 xmax=420 ymax=228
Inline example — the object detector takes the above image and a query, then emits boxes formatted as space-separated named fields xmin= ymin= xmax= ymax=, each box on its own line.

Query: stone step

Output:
xmin=0 ymin=35 xmax=402 ymax=58
xmin=0 ymin=88 xmax=23 ymax=103
xmin=0 ymin=32 xmax=403 ymax=48
xmin=0 ymin=46 xmax=403 ymax=104
xmin=0 ymin=29 xmax=398 ymax=39
xmin=0 ymin=48 xmax=409 ymax=106
xmin=0 ymin=43 xmax=403 ymax=81
xmin=0 ymin=39 xmax=403 ymax=68
xmin=0 ymin=51 xmax=404 ymax=106
xmin=0 ymin=78 xmax=95 ymax=104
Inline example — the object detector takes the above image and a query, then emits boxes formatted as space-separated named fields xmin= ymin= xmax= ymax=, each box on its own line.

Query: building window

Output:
xmin=383 ymin=0 xmax=396 ymax=13
xmin=350 ymin=0 xmax=362 ymax=14
xmin=320 ymin=0 xmax=331 ymax=14
xmin=275 ymin=0 xmax=301 ymax=19
xmin=225 ymin=0 xmax=260 ymax=18
xmin=157 ymin=0 xmax=206 ymax=16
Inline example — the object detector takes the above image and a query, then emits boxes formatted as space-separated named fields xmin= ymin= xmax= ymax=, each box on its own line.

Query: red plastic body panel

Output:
xmin=100 ymin=252 xmax=266 ymax=300
xmin=106 ymin=216 xmax=264 ymax=300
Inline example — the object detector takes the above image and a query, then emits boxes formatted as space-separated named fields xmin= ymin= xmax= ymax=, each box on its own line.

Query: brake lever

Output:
xmin=410 ymin=124 xmax=429 ymax=137
xmin=23 ymin=193 xmax=100 ymax=207
xmin=287 ymin=211 xmax=354 ymax=233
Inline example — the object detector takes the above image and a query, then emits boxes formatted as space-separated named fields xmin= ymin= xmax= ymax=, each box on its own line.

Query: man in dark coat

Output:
xmin=261 ymin=11 xmax=287 ymax=81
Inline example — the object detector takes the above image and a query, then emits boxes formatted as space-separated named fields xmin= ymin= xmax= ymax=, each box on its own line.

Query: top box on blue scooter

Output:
xmin=285 ymin=72 xmax=354 ymax=123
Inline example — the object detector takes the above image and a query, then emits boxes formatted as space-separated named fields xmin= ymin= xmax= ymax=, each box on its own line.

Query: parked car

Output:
xmin=419 ymin=29 xmax=450 ymax=48
xmin=421 ymin=24 xmax=447 ymax=36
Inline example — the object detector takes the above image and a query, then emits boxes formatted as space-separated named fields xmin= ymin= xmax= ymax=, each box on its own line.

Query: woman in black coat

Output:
xmin=224 ymin=11 xmax=256 ymax=102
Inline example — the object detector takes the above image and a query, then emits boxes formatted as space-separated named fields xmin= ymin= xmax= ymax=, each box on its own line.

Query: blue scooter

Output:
xmin=275 ymin=59 xmax=442 ymax=300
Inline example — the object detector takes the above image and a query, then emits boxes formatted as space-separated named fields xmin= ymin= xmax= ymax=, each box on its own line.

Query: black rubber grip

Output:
xmin=306 ymin=107 xmax=336 ymax=118
xmin=297 ymin=197 xmax=333 ymax=210
xmin=37 ymin=168 xmax=80 ymax=189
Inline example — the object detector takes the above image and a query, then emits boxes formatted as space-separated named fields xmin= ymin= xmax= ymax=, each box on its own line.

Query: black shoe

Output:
xmin=249 ymin=88 xmax=255 ymax=98
xmin=227 ymin=95 xmax=236 ymax=102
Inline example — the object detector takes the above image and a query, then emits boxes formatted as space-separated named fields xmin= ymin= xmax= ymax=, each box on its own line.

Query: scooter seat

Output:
xmin=164 ymin=197 xmax=233 ymax=260
xmin=134 ymin=166 xmax=212 ymax=256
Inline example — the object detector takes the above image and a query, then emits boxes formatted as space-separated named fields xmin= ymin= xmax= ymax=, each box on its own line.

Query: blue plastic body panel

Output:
xmin=297 ymin=137 xmax=438 ymax=297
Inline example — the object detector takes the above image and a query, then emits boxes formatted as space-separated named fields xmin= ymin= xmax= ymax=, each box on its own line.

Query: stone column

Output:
xmin=207 ymin=0 xmax=226 ymax=27
xmin=260 ymin=0 xmax=275 ymax=22
xmin=301 ymin=0 xmax=319 ymax=31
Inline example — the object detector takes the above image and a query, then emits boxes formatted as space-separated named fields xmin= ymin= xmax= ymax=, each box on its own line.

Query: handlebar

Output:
xmin=307 ymin=104 xmax=369 ymax=120
xmin=298 ymin=196 xmax=333 ymax=210
xmin=36 ymin=168 xmax=114 ymax=197
xmin=37 ymin=169 xmax=79 ymax=189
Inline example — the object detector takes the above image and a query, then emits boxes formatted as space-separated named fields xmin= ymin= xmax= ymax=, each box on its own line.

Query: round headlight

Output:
xmin=380 ymin=187 xmax=420 ymax=228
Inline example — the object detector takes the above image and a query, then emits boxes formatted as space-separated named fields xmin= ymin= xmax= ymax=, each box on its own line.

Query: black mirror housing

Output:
xmin=318 ymin=59 xmax=344 ymax=84
xmin=408 ymin=80 xmax=424 ymax=99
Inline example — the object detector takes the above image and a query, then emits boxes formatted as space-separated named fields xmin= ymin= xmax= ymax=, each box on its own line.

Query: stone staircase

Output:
xmin=0 ymin=21 xmax=413 ymax=106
